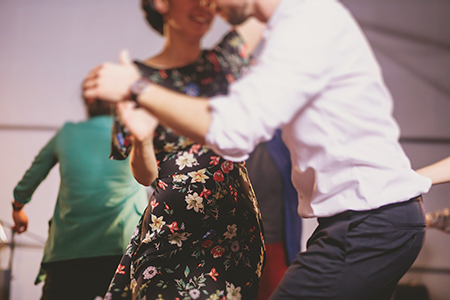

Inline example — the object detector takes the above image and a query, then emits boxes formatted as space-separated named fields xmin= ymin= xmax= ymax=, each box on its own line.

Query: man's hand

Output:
xmin=116 ymin=101 xmax=159 ymax=142
xmin=83 ymin=50 xmax=141 ymax=103
xmin=12 ymin=208 xmax=29 ymax=234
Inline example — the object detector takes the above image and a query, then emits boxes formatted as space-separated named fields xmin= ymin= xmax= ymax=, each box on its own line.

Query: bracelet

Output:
xmin=12 ymin=202 xmax=24 ymax=211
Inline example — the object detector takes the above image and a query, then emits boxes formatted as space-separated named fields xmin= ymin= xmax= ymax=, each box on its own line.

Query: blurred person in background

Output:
xmin=12 ymin=96 xmax=148 ymax=300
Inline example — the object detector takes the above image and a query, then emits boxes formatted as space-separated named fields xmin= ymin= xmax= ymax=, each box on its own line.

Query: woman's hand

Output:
xmin=83 ymin=50 xmax=141 ymax=103
xmin=116 ymin=101 xmax=159 ymax=141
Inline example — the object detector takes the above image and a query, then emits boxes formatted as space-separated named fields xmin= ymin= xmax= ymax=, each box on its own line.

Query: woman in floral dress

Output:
xmin=104 ymin=1 xmax=265 ymax=299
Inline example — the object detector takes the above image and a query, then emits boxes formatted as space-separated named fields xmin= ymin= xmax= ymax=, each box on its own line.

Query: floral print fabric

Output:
xmin=106 ymin=31 xmax=265 ymax=300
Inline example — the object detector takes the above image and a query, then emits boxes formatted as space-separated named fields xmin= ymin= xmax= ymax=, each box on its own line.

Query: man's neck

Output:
xmin=253 ymin=0 xmax=282 ymax=23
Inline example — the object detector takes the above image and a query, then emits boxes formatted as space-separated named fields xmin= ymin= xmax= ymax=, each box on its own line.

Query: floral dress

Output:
xmin=105 ymin=31 xmax=265 ymax=300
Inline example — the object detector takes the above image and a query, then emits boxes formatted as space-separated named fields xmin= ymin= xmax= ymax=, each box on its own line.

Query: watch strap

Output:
xmin=130 ymin=77 xmax=152 ymax=103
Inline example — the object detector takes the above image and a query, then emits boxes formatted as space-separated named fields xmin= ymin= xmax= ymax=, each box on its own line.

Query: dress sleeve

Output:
xmin=13 ymin=131 xmax=59 ymax=204
xmin=211 ymin=30 xmax=252 ymax=82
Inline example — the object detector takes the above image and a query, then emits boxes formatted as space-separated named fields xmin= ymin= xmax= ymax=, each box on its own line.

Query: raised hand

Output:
xmin=83 ymin=50 xmax=141 ymax=103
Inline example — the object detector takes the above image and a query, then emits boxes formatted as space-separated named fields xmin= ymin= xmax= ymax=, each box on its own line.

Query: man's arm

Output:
xmin=84 ymin=6 xmax=340 ymax=159
xmin=416 ymin=156 xmax=450 ymax=185
xmin=13 ymin=133 xmax=58 ymax=233
xmin=83 ymin=51 xmax=211 ymax=144
xmin=136 ymin=85 xmax=211 ymax=145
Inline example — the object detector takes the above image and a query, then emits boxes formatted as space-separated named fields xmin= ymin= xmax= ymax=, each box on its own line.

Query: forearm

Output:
xmin=416 ymin=156 xmax=450 ymax=185
xmin=137 ymin=84 xmax=211 ymax=144
xmin=130 ymin=137 xmax=159 ymax=186
xmin=14 ymin=135 xmax=58 ymax=203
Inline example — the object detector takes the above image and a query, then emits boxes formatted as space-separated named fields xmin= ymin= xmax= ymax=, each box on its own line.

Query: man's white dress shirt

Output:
xmin=206 ymin=0 xmax=431 ymax=218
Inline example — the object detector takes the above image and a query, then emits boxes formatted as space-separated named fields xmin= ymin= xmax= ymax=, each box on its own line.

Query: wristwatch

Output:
xmin=130 ymin=77 xmax=152 ymax=103
xmin=12 ymin=202 xmax=24 ymax=211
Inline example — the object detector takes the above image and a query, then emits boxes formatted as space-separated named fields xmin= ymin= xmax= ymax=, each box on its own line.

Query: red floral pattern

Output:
xmin=106 ymin=31 xmax=264 ymax=300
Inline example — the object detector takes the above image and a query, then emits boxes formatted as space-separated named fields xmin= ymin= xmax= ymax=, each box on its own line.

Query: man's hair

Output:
xmin=84 ymin=98 xmax=113 ymax=117
xmin=142 ymin=0 xmax=164 ymax=35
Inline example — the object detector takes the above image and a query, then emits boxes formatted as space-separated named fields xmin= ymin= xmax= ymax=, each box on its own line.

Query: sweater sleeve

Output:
xmin=13 ymin=132 xmax=59 ymax=204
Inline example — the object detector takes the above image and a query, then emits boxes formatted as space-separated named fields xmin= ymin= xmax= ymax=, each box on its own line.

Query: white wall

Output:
xmin=1 ymin=0 xmax=449 ymax=299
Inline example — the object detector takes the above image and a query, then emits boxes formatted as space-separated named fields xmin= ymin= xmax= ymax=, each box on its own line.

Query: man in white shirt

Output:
xmin=83 ymin=0 xmax=432 ymax=299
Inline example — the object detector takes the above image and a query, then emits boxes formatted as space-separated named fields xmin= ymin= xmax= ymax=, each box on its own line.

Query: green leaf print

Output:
xmin=184 ymin=266 xmax=190 ymax=277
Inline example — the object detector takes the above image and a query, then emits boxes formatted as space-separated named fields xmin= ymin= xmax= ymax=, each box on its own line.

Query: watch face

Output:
xmin=133 ymin=78 xmax=151 ymax=95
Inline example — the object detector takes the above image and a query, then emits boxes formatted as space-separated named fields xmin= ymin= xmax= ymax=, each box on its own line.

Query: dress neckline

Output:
xmin=135 ymin=50 xmax=207 ymax=72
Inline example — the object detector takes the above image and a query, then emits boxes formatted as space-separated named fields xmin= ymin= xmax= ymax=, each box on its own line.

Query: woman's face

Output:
xmin=164 ymin=0 xmax=215 ymax=39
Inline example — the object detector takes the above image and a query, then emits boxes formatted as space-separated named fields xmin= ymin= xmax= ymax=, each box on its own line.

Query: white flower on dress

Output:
xmin=150 ymin=214 xmax=166 ymax=232
xmin=206 ymin=293 xmax=220 ymax=300
xmin=143 ymin=266 xmax=158 ymax=280
xmin=223 ymin=224 xmax=237 ymax=239
xmin=130 ymin=264 xmax=135 ymax=278
xmin=226 ymin=282 xmax=242 ymax=300
xmin=168 ymin=232 xmax=188 ymax=247
xmin=164 ymin=142 xmax=177 ymax=153
xmin=185 ymin=193 xmax=204 ymax=212
xmin=175 ymin=152 xmax=198 ymax=170
xmin=173 ymin=174 xmax=189 ymax=183
xmin=188 ymin=168 xmax=209 ymax=183
xmin=142 ymin=231 xmax=153 ymax=244
xmin=130 ymin=278 xmax=137 ymax=293
xmin=131 ymin=227 xmax=139 ymax=239
xmin=189 ymin=288 xmax=201 ymax=299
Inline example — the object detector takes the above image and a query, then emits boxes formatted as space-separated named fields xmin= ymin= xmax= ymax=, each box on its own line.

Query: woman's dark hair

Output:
xmin=142 ymin=0 xmax=164 ymax=35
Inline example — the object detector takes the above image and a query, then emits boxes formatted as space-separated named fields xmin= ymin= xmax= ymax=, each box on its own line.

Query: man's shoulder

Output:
xmin=273 ymin=0 xmax=349 ymax=26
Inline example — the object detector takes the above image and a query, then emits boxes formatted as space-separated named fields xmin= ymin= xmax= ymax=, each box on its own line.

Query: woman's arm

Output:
xmin=416 ymin=156 xmax=450 ymax=185
xmin=130 ymin=136 xmax=158 ymax=186
xmin=116 ymin=101 xmax=159 ymax=186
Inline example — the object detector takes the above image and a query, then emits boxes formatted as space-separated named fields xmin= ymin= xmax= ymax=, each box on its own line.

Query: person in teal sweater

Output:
xmin=11 ymin=98 xmax=148 ymax=300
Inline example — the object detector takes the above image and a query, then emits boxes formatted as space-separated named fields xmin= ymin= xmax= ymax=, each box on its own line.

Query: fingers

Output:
xmin=119 ymin=49 xmax=132 ymax=66
xmin=83 ymin=64 xmax=103 ymax=102
xmin=84 ymin=64 xmax=102 ymax=82
xmin=83 ymin=87 xmax=100 ymax=103
xmin=12 ymin=224 xmax=27 ymax=234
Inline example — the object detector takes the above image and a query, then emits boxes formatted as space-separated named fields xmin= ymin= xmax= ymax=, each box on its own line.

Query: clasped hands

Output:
xmin=83 ymin=50 xmax=158 ymax=141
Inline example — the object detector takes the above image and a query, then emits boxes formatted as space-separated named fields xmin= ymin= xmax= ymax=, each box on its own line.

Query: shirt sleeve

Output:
xmin=13 ymin=131 xmax=59 ymax=204
xmin=206 ymin=3 xmax=342 ymax=161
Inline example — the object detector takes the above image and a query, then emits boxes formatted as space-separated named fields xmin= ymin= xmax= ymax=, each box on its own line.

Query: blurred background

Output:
xmin=0 ymin=0 xmax=449 ymax=299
